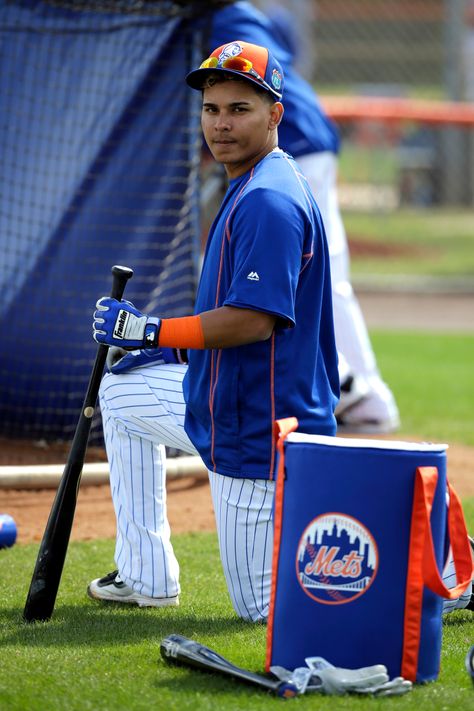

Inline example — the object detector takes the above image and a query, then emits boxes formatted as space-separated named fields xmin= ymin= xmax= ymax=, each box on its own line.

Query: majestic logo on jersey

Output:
xmin=113 ymin=309 xmax=129 ymax=340
xmin=296 ymin=513 xmax=378 ymax=605
xmin=247 ymin=271 xmax=260 ymax=281
xmin=218 ymin=42 xmax=243 ymax=65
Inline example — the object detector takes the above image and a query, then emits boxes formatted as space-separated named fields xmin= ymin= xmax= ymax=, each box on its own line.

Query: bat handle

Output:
xmin=110 ymin=265 xmax=133 ymax=301
xmin=82 ymin=265 xmax=133 ymax=417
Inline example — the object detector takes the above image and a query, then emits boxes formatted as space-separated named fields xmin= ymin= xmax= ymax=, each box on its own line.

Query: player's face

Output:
xmin=201 ymin=80 xmax=283 ymax=179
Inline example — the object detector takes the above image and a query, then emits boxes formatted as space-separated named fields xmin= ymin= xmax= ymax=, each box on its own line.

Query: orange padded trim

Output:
xmin=265 ymin=417 xmax=299 ymax=672
xmin=321 ymin=96 xmax=474 ymax=127
xmin=401 ymin=466 xmax=438 ymax=682
xmin=159 ymin=315 xmax=205 ymax=349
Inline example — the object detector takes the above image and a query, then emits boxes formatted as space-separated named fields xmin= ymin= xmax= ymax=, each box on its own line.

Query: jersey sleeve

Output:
xmin=223 ymin=187 xmax=307 ymax=327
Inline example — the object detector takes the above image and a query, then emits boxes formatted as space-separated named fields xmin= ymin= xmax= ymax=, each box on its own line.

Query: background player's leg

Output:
xmin=95 ymin=364 xmax=197 ymax=601
xmin=208 ymin=472 xmax=275 ymax=622
xmin=330 ymin=248 xmax=400 ymax=432
xmin=442 ymin=543 xmax=474 ymax=614
xmin=297 ymin=151 xmax=400 ymax=433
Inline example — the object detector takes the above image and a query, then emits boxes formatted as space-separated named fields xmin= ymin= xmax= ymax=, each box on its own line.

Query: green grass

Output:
xmin=340 ymin=145 xmax=400 ymax=186
xmin=342 ymin=208 xmax=474 ymax=277
xmin=318 ymin=85 xmax=446 ymax=101
xmin=0 ymin=529 xmax=473 ymax=711
xmin=371 ymin=331 xmax=474 ymax=446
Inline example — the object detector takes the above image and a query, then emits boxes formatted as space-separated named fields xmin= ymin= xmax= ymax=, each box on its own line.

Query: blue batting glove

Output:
xmin=93 ymin=297 xmax=161 ymax=348
xmin=106 ymin=346 xmax=183 ymax=374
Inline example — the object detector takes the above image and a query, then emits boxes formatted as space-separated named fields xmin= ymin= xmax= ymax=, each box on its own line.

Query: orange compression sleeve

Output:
xmin=158 ymin=315 xmax=205 ymax=350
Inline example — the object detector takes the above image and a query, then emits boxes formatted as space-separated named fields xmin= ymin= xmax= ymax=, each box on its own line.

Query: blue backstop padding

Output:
xmin=0 ymin=1 xmax=201 ymax=440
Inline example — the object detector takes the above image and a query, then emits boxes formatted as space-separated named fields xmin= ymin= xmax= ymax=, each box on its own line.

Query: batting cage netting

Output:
xmin=0 ymin=0 xmax=211 ymax=443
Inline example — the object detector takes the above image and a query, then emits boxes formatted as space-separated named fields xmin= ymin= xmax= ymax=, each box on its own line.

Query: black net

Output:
xmin=0 ymin=0 xmax=204 ymax=443
xmin=43 ymin=0 xmax=233 ymax=16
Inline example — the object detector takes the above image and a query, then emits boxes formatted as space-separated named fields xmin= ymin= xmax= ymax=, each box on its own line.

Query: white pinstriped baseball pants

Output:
xmin=99 ymin=363 xmax=274 ymax=622
xmin=99 ymin=364 xmax=471 ymax=619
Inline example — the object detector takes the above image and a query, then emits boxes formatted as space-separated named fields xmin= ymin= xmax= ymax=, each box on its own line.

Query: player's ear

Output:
xmin=269 ymin=101 xmax=284 ymax=129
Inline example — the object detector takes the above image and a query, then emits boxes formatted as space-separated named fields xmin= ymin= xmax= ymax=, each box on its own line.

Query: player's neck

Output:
xmin=223 ymin=138 xmax=279 ymax=180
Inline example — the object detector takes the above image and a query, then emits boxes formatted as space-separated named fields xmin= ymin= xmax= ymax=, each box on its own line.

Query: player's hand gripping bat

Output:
xmin=160 ymin=634 xmax=298 ymax=698
xmin=23 ymin=265 xmax=133 ymax=623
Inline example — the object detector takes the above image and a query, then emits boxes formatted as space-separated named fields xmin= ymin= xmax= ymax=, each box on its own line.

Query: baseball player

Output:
xmin=205 ymin=0 xmax=400 ymax=433
xmin=88 ymin=40 xmax=340 ymax=620
xmin=88 ymin=35 xmax=473 ymax=620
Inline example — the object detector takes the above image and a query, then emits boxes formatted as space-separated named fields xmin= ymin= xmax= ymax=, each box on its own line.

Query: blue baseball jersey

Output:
xmin=183 ymin=149 xmax=339 ymax=479
xmin=210 ymin=1 xmax=340 ymax=157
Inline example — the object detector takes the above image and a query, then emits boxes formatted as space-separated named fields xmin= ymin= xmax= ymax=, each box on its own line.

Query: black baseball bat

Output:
xmin=160 ymin=634 xmax=298 ymax=698
xmin=23 ymin=265 xmax=133 ymax=623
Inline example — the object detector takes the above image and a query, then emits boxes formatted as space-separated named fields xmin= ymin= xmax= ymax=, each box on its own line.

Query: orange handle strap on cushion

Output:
xmin=422 ymin=479 xmax=473 ymax=598
xmin=265 ymin=417 xmax=299 ymax=672
xmin=402 ymin=466 xmax=473 ymax=680
xmin=273 ymin=417 xmax=299 ymax=451
xmin=412 ymin=467 xmax=473 ymax=598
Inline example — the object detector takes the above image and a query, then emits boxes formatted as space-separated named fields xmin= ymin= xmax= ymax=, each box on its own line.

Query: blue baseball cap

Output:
xmin=186 ymin=40 xmax=284 ymax=100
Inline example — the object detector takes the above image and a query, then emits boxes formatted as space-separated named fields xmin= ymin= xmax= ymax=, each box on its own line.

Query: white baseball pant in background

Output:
xmin=297 ymin=151 xmax=399 ymax=427
xmin=99 ymin=363 xmax=470 ymax=618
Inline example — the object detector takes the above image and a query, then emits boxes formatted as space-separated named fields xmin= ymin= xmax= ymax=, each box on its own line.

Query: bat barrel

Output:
xmin=160 ymin=635 xmax=298 ymax=697
xmin=22 ymin=420 xmax=93 ymax=621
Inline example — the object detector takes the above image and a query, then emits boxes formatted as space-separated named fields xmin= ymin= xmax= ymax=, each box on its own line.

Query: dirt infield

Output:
xmin=0 ymin=475 xmax=214 ymax=545
xmin=356 ymin=290 xmax=474 ymax=332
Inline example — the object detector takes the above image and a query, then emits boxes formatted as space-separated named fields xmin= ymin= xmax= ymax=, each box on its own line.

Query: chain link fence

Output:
xmin=257 ymin=0 xmax=474 ymax=207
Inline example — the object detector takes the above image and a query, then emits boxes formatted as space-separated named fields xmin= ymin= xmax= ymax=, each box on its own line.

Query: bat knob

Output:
xmin=111 ymin=265 xmax=133 ymax=279
xmin=110 ymin=265 xmax=133 ymax=301
xmin=276 ymin=682 xmax=299 ymax=698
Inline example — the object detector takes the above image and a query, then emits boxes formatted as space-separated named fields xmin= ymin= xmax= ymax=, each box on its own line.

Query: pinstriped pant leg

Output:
xmin=99 ymin=364 xmax=197 ymax=599
xmin=208 ymin=472 xmax=275 ymax=622
xmin=442 ymin=550 xmax=473 ymax=614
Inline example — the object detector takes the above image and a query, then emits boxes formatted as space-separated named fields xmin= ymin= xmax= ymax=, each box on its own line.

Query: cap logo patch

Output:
xmin=272 ymin=69 xmax=282 ymax=91
xmin=218 ymin=42 xmax=243 ymax=66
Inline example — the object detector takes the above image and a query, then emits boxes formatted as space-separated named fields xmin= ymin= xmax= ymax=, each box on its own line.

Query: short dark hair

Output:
xmin=201 ymin=72 xmax=277 ymax=105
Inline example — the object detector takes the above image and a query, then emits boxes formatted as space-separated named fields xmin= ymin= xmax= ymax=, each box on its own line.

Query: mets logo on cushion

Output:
xmin=296 ymin=513 xmax=379 ymax=605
